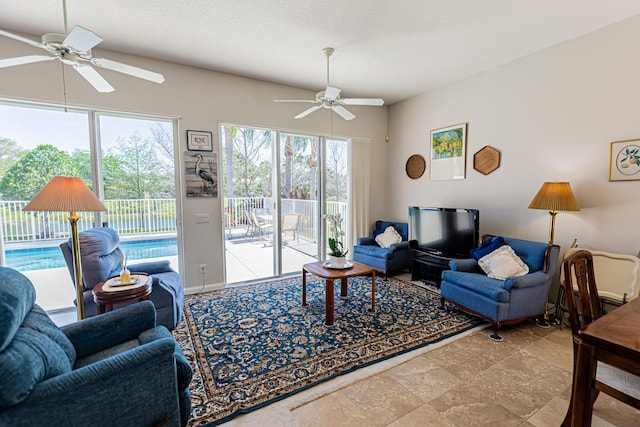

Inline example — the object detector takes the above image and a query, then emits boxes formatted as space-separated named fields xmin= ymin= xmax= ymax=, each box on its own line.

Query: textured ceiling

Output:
xmin=1 ymin=0 xmax=640 ymax=104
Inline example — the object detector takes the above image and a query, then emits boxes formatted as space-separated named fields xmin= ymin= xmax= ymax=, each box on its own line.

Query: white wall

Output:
xmin=0 ymin=34 xmax=389 ymax=290
xmin=387 ymin=14 xmax=640 ymax=257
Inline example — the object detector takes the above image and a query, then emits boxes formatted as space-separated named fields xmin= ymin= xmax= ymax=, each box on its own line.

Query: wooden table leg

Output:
xmin=570 ymin=337 xmax=597 ymax=426
xmin=325 ymin=279 xmax=334 ymax=325
xmin=369 ymin=271 xmax=376 ymax=313
xmin=302 ymin=269 xmax=307 ymax=306
xmin=340 ymin=277 xmax=348 ymax=297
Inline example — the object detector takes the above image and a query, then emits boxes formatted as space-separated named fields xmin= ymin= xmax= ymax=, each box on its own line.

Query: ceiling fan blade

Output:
xmin=332 ymin=105 xmax=356 ymax=121
xmin=294 ymin=105 xmax=322 ymax=119
xmin=273 ymin=99 xmax=318 ymax=103
xmin=0 ymin=55 xmax=56 ymax=68
xmin=64 ymin=25 xmax=103 ymax=52
xmin=325 ymin=85 xmax=341 ymax=100
xmin=91 ymin=57 xmax=165 ymax=83
xmin=0 ymin=29 xmax=46 ymax=49
xmin=341 ymin=98 xmax=385 ymax=106
xmin=73 ymin=64 xmax=115 ymax=92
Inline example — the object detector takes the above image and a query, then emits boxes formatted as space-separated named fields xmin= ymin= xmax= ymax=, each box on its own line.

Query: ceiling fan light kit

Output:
xmin=0 ymin=2 xmax=165 ymax=94
xmin=274 ymin=47 xmax=384 ymax=120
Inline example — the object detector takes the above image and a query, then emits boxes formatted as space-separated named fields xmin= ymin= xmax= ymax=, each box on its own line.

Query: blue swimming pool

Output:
xmin=5 ymin=238 xmax=178 ymax=272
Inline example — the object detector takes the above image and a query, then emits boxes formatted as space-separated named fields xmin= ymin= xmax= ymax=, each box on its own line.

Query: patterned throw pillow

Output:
xmin=477 ymin=245 xmax=529 ymax=280
xmin=375 ymin=226 xmax=402 ymax=248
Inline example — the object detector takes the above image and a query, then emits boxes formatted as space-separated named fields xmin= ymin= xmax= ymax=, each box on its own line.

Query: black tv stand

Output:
xmin=411 ymin=250 xmax=455 ymax=286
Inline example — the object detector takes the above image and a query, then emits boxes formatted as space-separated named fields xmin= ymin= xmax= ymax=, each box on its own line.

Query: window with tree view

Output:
xmin=0 ymin=101 xmax=178 ymax=312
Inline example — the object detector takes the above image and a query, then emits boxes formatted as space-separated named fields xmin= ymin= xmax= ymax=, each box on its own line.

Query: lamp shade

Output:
xmin=23 ymin=176 xmax=106 ymax=213
xmin=528 ymin=182 xmax=580 ymax=212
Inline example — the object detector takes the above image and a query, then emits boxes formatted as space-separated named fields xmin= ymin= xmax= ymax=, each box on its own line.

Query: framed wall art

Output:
xmin=186 ymin=130 xmax=213 ymax=152
xmin=430 ymin=123 xmax=467 ymax=180
xmin=185 ymin=151 xmax=217 ymax=197
xmin=609 ymin=139 xmax=640 ymax=182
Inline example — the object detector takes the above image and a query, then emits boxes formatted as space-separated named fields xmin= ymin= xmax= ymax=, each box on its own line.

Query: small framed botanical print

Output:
xmin=609 ymin=139 xmax=640 ymax=181
xmin=186 ymin=130 xmax=213 ymax=152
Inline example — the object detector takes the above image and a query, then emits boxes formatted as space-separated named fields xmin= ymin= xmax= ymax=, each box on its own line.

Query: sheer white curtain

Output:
xmin=347 ymin=137 xmax=371 ymax=253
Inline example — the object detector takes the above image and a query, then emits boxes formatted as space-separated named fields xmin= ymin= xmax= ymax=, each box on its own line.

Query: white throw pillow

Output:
xmin=375 ymin=226 xmax=402 ymax=248
xmin=477 ymin=245 xmax=529 ymax=280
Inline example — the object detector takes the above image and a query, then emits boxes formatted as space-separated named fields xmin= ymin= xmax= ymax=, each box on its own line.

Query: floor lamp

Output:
xmin=23 ymin=176 xmax=106 ymax=321
xmin=528 ymin=181 xmax=579 ymax=326
xmin=528 ymin=182 xmax=580 ymax=245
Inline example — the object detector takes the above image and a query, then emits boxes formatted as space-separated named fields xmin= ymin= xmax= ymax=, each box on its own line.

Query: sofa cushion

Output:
xmin=64 ymin=227 xmax=122 ymax=290
xmin=0 ymin=305 xmax=76 ymax=409
xmin=0 ymin=267 xmax=36 ymax=351
xmin=375 ymin=226 xmax=402 ymax=248
xmin=478 ymin=245 xmax=529 ymax=280
xmin=441 ymin=270 xmax=511 ymax=303
xmin=352 ymin=244 xmax=394 ymax=260
xmin=470 ymin=236 xmax=505 ymax=260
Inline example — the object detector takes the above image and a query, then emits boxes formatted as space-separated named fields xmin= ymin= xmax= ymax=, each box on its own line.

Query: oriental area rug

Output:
xmin=173 ymin=275 xmax=480 ymax=426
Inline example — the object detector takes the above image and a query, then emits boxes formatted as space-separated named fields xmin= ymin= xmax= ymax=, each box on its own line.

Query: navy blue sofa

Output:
xmin=60 ymin=227 xmax=184 ymax=330
xmin=0 ymin=267 xmax=192 ymax=426
xmin=352 ymin=220 xmax=414 ymax=275
xmin=440 ymin=234 xmax=560 ymax=340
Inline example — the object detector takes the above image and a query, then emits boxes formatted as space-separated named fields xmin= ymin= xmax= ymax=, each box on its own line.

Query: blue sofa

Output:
xmin=440 ymin=235 xmax=560 ymax=340
xmin=0 ymin=267 xmax=192 ymax=426
xmin=60 ymin=227 xmax=184 ymax=330
xmin=352 ymin=220 xmax=414 ymax=275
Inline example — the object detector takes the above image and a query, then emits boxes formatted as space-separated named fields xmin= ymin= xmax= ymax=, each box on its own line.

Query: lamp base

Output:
xmin=68 ymin=213 xmax=85 ymax=321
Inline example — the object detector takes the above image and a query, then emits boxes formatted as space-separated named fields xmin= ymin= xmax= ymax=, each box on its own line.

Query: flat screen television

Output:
xmin=408 ymin=206 xmax=480 ymax=259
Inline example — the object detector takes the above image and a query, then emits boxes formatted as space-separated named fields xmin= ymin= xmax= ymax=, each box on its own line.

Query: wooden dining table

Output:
xmin=565 ymin=297 xmax=640 ymax=426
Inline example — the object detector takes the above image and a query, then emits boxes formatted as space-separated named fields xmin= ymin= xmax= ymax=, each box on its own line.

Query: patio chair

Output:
xmin=251 ymin=209 xmax=273 ymax=240
xmin=282 ymin=213 xmax=302 ymax=242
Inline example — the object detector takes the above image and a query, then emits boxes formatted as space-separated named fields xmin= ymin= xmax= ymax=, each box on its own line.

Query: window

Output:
xmin=0 ymin=100 xmax=179 ymax=312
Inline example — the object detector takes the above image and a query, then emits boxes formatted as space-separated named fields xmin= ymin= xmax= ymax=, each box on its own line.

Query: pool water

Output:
xmin=5 ymin=238 xmax=178 ymax=272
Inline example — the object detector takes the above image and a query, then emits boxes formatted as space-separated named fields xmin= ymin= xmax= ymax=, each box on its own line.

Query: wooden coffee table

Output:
xmin=302 ymin=260 xmax=376 ymax=325
xmin=93 ymin=274 xmax=152 ymax=314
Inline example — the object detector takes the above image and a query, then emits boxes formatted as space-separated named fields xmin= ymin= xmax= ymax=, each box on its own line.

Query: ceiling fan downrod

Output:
xmin=323 ymin=47 xmax=334 ymax=87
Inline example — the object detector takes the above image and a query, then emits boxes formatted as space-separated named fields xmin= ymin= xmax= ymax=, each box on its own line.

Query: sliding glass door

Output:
xmin=221 ymin=123 xmax=349 ymax=283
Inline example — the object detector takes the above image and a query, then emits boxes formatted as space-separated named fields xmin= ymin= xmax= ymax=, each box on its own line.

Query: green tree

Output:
xmin=0 ymin=136 xmax=27 ymax=181
xmin=0 ymin=144 xmax=79 ymax=200
xmin=104 ymin=132 xmax=174 ymax=199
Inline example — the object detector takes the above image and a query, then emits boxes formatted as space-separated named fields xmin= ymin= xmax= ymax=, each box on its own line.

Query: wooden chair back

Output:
xmin=563 ymin=249 xmax=601 ymax=336
xmin=562 ymin=249 xmax=640 ymax=423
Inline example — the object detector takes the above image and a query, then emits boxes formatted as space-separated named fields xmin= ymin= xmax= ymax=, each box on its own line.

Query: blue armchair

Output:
xmin=440 ymin=235 xmax=560 ymax=341
xmin=352 ymin=220 xmax=414 ymax=276
xmin=60 ymin=227 xmax=184 ymax=330
xmin=0 ymin=267 xmax=192 ymax=426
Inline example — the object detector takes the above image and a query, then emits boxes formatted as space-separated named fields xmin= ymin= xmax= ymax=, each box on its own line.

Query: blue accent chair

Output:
xmin=0 ymin=267 xmax=192 ymax=426
xmin=352 ymin=220 xmax=414 ymax=276
xmin=440 ymin=234 xmax=560 ymax=341
xmin=60 ymin=227 xmax=184 ymax=330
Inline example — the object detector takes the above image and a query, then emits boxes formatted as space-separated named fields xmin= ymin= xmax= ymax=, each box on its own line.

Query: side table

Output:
xmin=93 ymin=274 xmax=152 ymax=314
xmin=302 ymin=260 xmax=376 ymax=326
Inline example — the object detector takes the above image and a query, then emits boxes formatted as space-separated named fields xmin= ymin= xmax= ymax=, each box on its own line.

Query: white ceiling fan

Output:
xmin=0 ymin=0 xmax=164 ymax=93
xmin=274 ymin=47 xmax=384 ymax=121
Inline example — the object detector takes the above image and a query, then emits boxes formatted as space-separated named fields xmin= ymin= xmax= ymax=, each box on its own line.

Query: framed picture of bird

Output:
xmin=185 ymin=151 xmax=217 ymax=197
xmin=186 ymin=130 xmax=213 ymax=152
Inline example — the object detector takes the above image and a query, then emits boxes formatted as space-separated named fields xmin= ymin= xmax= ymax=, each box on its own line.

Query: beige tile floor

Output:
xmin=222 ymin=320 xmax=640 ymax=426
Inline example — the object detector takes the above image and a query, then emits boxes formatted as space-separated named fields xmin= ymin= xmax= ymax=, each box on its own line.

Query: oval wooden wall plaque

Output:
xmin=406 ymin=154 xmax=426 ymax=179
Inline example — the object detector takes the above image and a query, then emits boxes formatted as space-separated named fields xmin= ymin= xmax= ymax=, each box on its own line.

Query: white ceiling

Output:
xmin=1 ymin=0 xmax=640 ymax=105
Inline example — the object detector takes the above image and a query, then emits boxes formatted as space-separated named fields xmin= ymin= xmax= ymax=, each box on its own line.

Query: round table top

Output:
xmin=93 ymin=273 xmax=152 ymax=304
